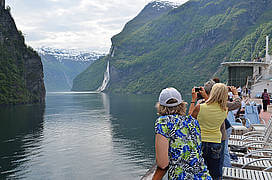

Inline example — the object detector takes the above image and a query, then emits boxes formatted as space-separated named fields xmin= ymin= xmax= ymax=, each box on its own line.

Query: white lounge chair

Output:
xmin=223 ymin=167 xmax=272 ymax=179
xmin=229 ymin=135 xmax=272 ymax=151
xmin=228 ymin=116 xmax=272 ymax=150
xmin=231 ymin=156 xmax=272 ymax=170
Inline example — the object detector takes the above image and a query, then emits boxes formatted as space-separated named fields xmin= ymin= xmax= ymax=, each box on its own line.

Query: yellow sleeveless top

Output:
xmin=197 ymin=103 xmax=227 ymax=143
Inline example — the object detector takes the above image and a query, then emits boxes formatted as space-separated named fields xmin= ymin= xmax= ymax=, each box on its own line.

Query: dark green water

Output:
xmin=0 ymin=92 xmax=191 ymax=179
xmin=0 ymin=93 xmax=164 ymax=179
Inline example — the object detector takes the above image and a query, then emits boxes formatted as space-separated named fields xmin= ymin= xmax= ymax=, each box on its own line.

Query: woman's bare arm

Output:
xmin=152 ymin=166 xmax=169 ymax=180
xmin=227 ymin=86 xmax=241 ymax=111
xmin=152 ymin=134 xmax=169 ymax=180
xmin=191 ymin=104 xmax=200 ymax=119
xmin=155 ymin=134 xmax=169 ymax=169
xmin=188 ymin=88 xmax=197 ymax=115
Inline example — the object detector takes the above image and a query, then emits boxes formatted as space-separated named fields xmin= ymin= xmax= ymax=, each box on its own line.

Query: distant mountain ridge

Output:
xmin=37 ymin=47 xmax=102 ymax=62
xmin=73 ymin=0 xmax=272 ymax=95
xmin=38 ymin=47 xmax=104 ymax=92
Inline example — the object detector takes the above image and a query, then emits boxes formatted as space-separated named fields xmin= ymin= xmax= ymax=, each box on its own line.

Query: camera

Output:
xmin=195 ymin=87 xmax=201 ymax=92
xmin=195 ymin=87 xmax=203 ymax=100
xmin=197 ymin=93 xmax=203 ymax=100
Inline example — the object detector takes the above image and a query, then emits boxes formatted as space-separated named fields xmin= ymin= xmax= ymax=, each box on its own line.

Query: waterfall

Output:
xmin=111 ymin=49 xmax=115 ymax=57
xmin=97 ymin=45 xmax=114 ymax=92
xmin=97 ymin=61 xmax=110 ymax=92
xmin=62 ymin=70 xmax=72 ymax=89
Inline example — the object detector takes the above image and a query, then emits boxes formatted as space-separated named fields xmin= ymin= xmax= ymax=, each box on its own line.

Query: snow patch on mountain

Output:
xmin=36 ymin=47 xmax=105 ymax=62
xmin=150 ymin=0 xmax=184 ymax=10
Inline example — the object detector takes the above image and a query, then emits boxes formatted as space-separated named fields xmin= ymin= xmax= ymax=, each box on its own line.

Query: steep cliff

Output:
xmin=73 ymin=0 xmax=272 ymax=95
xmin=0 ymin=6 xmax=45 ymax=104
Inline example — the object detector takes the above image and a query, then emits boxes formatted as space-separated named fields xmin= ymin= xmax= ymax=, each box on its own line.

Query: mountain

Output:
xmin=37 ymin=47 xmax=104 ymax=92
xmin=72 ymin=0 xmax=272 ymax=95
xmin=0 ymin=3 xmax=45 ymax=104
xmin=72 ymin=0 xmax=177 ymax=92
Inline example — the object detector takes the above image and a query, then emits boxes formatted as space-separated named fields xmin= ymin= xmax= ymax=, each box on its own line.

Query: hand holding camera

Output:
xmin=192 ymin=87 xmax=204 ymax=100
xmin=191 ymin=87 xmax=197 ymax=102
xmin=194 ymin=86 xmax=209 ymax=101
xmin=195 ymin=87 xmax=202 ymax=92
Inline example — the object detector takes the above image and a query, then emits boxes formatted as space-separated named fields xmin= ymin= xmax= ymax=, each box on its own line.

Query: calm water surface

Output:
xmin=0 ymin=92 xmax=162 ymax=179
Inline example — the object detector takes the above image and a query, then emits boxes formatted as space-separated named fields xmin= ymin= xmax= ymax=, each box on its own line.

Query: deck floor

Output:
xmin=250 ymin=98 xmax=272 ymax=124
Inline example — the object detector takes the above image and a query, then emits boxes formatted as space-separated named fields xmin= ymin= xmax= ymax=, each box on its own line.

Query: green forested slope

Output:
xmin=72 ymin=56 xmax=107 ymax=91
xmin=73 ymin=0 xmax=272 ymax=95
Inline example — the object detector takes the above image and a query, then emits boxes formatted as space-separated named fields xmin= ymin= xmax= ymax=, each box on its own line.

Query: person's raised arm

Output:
xmin=199 ymin=86 xmax=209 ymax=101
xmin=191 ymin=104 xmax=200 ymax=119
xmin=188 ymin=87 xmax=197 ymax=115
xmin=227 ymin=86 xmax=241 ymax=111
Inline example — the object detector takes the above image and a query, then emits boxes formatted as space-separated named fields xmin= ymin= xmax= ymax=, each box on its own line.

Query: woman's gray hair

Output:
xmin=204 ymin=80 xmax=216 ymax=95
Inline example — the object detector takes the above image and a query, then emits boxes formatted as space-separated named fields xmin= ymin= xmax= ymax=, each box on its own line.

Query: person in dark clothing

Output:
xmin=262 ymin=89 xmax=270 ymax=112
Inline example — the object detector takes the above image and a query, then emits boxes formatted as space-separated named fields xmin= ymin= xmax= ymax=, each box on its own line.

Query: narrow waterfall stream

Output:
xmin=97 ymin=61 xmax=110 ymax=92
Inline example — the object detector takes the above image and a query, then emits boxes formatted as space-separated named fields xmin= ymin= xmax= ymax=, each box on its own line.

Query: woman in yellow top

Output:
xmin=191 ymin=83 xmax=228 ymax=180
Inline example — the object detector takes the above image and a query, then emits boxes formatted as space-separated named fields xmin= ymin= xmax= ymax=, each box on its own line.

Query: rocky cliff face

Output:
xmin=0 ymin=6 xmax=45 ymax=104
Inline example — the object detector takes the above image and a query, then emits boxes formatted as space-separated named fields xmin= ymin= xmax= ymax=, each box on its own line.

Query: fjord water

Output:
xmin=0 ymin=92 xmax=160 ymax=179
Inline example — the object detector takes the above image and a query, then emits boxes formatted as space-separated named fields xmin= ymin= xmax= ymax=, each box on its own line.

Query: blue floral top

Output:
xmin=155 ymin=114 xmax=211 ymax=180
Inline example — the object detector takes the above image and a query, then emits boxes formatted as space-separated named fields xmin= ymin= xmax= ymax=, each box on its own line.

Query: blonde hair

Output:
xmin=156 ymin=99 xmax=187 ymax=116
xmin=206 ymin=83 xmax=228 ymax=111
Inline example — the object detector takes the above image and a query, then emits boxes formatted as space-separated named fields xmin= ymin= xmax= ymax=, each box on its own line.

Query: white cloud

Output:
xmin=6 ymin=0 xmax=189 ymax=52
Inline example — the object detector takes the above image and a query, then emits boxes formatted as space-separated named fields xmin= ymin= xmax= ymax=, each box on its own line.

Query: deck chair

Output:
xmin=243 ymin=148 xmax=272 ymax=158
xmin=244 ymin=105 xmax=266 ymax=131
xmin=223 ymin=167 xmax=272 ymax=179
xmin=229 ymin=142 xmax=272 ymax=159
xmin=227 ymin=111 xmax=248 ymax=134
xmin=232 ymin=149 xmax=272 ymax=159
xmin=229 ymin=130 xmax=272 ymax=165
xmin=227 ymin=137 xmax=272 ymax=176
xmin=231 ymin=156 xmax=272 ymax=171
xmin=228 ymin=122 xmax=272 ymax=152
xmin=230 ymin=116 xmax=272 ymax=142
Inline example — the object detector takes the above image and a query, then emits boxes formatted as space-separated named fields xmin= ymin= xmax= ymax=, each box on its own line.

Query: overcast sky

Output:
xmin=6 ymin=0 xmax=188 ymax=53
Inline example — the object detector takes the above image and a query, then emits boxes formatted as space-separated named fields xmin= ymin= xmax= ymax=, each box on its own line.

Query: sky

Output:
xmin=6 ymin=0 xmax=189 ymax=53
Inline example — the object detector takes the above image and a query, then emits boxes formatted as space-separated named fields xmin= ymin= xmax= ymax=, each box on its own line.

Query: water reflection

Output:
xmin=0 ymin=104 xmax=45 ymax=179
xmin=0 ymin=93 xmax=159 ymax=179
xmin=101 ymin=93 xmax=110 ymax=114
xmin=108 ymin=94 xmax=158 ymax=177
xmin=42 ymin=93 xmax=113 ymax=180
